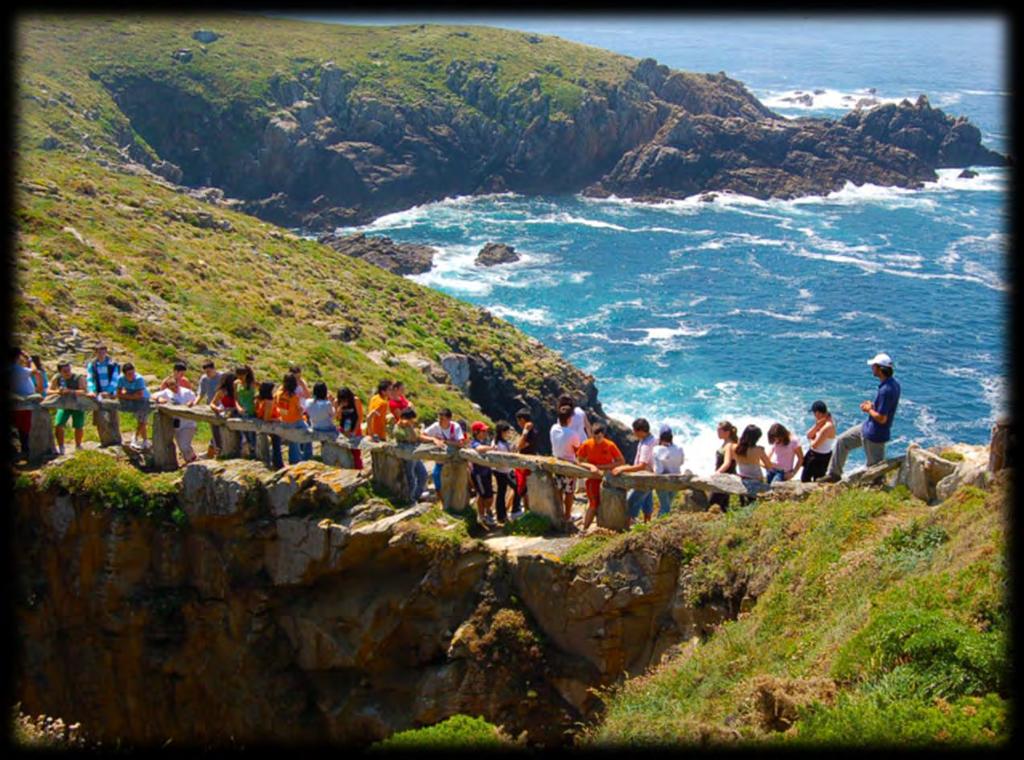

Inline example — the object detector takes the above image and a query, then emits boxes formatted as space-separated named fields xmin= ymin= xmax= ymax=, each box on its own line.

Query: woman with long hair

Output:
xmin=234 ymin=366 xmax=258 ymax=457
xmin=802 ymin=400 xmax=837 ymax=482
xmin=765 ymin=422 xmax=804 ymax=484
xmin=718 ymin=423 xmax=773 ymax=506
xmin=709 ymin=420 xmax=738 ymax=511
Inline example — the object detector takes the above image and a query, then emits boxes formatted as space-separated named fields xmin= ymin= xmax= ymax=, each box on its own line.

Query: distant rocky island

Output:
xmin=25 ymin=16 xmax=1005 ymax=231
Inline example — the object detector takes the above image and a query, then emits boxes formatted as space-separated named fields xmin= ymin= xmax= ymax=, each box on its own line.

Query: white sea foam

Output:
xmin=729 ymin=308 xmax=807 ymax=324
xmin=758 ymin=87 xmax=964 ymax=116
xmin=484 ymin=304 xmax=554 ymax=326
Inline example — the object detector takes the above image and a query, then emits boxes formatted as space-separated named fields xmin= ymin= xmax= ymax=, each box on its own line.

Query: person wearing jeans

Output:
xmin=423 ymin=408 xmax=466 ymax=504
xmin=274 ymin=373 xmax=309 ymax=465
xmin=612 ymin=418 xmax=658 ymax=529
xmin=304 ymin=382 xmax=338 ymax=460
xmin=823 ymin=352 xmax=902 ymax=482
xmin=652 ymin=424 xmax=685 ymax=517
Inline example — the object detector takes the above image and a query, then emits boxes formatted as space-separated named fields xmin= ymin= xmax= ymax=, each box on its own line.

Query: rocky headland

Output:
xmin=317 ymin=231 xmax=437 ymax=275
xmin=21 ymin=16 xmax=1006 ymax=231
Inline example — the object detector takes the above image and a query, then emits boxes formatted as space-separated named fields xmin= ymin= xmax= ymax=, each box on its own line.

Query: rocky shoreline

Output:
xmin=84 ymin=44 xmax=1005 ymax=230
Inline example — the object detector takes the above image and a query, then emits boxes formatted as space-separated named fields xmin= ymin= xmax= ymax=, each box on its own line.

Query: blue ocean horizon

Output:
xmin=300 ymin=15 xmax=1010 ymax=475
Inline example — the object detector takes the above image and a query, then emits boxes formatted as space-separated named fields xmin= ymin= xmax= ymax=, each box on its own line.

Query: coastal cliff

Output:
xmin=12 ymin=444 xmax=1009 ymax=747
xmin=18 ymin=15 xmax=1005 ymax=230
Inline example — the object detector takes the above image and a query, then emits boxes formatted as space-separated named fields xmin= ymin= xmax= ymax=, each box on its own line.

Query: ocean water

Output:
xmin=309 ymin=15 xmax=1010 ymax=475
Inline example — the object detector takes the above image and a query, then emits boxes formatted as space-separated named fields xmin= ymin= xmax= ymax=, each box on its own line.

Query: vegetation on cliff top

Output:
xmin=372 ymin=714 xmax=511 ymax=750
xmin=17 ymin=13 xmax=641 ymax=157
xmin=39 ymin=450 xmax=186 ymax=525
xmin=583 ymin=479 xmax=1009 ymax=747
xmin=13 ymin=148 xmax=592 ymax=431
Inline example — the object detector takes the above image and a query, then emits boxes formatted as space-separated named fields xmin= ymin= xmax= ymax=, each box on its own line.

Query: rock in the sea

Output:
xmin=475 ymin=242 xmax=519 ymax=267
xmin=958 ymin=169 xmax=979 ymax=179
xmin=317 ymin=232 xmax=436 ymax=275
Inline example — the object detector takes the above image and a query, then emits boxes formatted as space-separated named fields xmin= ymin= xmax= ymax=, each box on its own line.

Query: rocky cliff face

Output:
xmin=14 ymin=458 xmax=741 ymax=746
xmin=88 ymin=40 xmax=1005 ymax=229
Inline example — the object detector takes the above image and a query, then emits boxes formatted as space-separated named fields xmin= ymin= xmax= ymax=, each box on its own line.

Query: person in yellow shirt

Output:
xmin=274 ymin=373 xmax=309 ymax=464
xmin=364 ymin=379 xmax=393 ymax=440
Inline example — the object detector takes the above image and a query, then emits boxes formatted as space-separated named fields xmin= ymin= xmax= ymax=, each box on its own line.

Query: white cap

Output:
xmin=866 ymin=352 xmax=894 ymax=368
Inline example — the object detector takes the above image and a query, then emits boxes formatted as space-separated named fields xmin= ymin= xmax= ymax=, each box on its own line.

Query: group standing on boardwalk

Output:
xmin=10 ymin=344 xmax=901 ymax=531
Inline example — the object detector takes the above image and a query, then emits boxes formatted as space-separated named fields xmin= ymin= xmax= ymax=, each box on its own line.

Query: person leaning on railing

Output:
xmin=116 ymin=362 xmax=151 ymax=451
xmin=48 ymin=360 xmax=89 ymax=456
xmin=152 ymin=374 xmax=199 ymax=464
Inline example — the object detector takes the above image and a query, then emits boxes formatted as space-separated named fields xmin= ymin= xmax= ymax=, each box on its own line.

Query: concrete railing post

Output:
xmin=151 ymin=412 xmax=179 ymax=472
xmin=371 ymin=448 xmax=410 ymax=502
xmin=322 ymin=441 xmax=355 ymax=469
xmin=94 ymin=407 xmax=121 ymax=446
xmin=440 ymin=460 xmax=470 ymax=512
xmin=219 ymin=423 xmax=241 ymax=459
xmin=525 ymin=470 xmax=564 ymax=528
xmin=256 ymin=433 xmax=272 ymax=467
xmin=989 ymin=417 xmax=1012 ymax=473
xmin=28 ymin=407 xmax=56 ymax=465
xmin=597 ymin=484 xmax=628 ymax=531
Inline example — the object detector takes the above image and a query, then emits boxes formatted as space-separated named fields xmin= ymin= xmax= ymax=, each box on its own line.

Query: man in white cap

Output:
xmin=821 ymin=352 xmax=901 ymax=482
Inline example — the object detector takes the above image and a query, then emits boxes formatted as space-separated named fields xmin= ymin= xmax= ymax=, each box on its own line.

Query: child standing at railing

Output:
xmin=304 ymin=382 xmax=337 ymax=460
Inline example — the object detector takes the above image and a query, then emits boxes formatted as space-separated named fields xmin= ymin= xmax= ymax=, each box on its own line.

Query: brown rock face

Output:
xmin=14 ymin=459 xmax=746 ymax=747
xmin=475 ymin=242 xmax=520 ymax=267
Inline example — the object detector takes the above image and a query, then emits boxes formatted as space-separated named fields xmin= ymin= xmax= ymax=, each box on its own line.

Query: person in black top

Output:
xmin=513 ymin=408 xmax=538 ymax=515
xmin=710 ymin=420 xmax=738 ymax=511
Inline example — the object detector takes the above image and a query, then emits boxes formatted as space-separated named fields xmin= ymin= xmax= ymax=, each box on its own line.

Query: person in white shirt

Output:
xmin=558 ymin=393 xmax=592 ymax=444
xmin=423 ymin=408 xmax=466 ymax=507
xmin=549 ymin=404 xmax=582 ymax=523
xmin=652 ymin=424 xmax=685 ymax=517
xmin=153 ymin=378 xmax=199 ymax=464
xmin=612 ymin=418 xmax=657 ymax=528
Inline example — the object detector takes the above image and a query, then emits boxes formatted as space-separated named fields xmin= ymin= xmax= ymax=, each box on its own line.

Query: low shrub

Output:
xmin=372 ymin=714 xmax=507 ymax=749
xmin=504 ymin=511 xmax=552 ymax=536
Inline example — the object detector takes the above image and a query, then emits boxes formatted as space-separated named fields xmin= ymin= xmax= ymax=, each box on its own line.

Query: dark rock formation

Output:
xmin=475 ymin=242 xmax=519 ymax=267
xmin=438 ymin=348 xmax=634 ymax=461
xmin=589 ymin=95 xmax=1004 ymax=202
xmin=90 ymin=43 xmax=1004 ymax=229
xmin=317 ymin=232 xmax=436 ymax=275
xmin=959 ymin=169 xmax=979 ymax=179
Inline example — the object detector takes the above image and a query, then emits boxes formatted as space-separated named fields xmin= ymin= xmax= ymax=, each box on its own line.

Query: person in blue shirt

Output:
xmin=86 ymin=343 xmax=120 ymax=398
xmin=822 ymin=352 xmax=901 ymax=482
xmin=116 ymin=362 xmax=151 ymax=450
xmin=11 ymin=347 xmax=37 ymax=460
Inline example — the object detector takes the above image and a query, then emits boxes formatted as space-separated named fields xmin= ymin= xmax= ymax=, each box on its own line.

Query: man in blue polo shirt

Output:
xmin=822 ymin=352 xmax=901 ymax=482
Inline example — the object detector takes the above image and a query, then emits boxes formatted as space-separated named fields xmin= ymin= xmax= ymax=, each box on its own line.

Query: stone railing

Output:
xmin=13 ymin=394 xmax=1009 ymax=531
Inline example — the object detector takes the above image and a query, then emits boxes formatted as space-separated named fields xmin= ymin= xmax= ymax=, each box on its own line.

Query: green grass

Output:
xmin=371 ymin=714 xmax=509 ymax=750
xmin=39 ymin=449 xmax=186 ymax=525
xmin=503 ymin=511 xmax=552 ymax=536
xmin=410 ymin=505 xmax=474 ymax=551
xmin=585 ymin=481 xmax=1009 ymax=746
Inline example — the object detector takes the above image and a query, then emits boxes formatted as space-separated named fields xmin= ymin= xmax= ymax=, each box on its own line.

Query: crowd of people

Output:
xmin=10 ymin=344 xmax=901 ymax=532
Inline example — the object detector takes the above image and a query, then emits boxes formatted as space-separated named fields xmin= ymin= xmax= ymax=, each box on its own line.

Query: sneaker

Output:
xmin=141 ymin=440 xmax=152 ymax=450
xmin=57 ymin=445 xmax=66 ymax=456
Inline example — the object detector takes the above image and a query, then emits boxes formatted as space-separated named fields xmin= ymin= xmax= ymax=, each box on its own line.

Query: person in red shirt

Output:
xmin=388 ymin=380 xmax=411 ymax=417
xmin=576 ymin=423 xmax=626 ymax=531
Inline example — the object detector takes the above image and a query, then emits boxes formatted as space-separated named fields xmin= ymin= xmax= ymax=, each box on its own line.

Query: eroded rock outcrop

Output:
xmin=316 ymin=232 xmax=437 ymax=275
xmin=476 ymin=242 xmax=520 ymax=267
xmin=14 ymin=458 xmax=746 ymax=746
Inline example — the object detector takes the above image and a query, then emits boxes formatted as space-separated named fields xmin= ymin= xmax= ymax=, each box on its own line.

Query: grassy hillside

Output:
xmin=580 ymin=479 xmax=1010 ymax=747
xmin=15 ymin=13 xmax=639 ymax=159
xmin=12 ymin=148 xmax=590 ymax=428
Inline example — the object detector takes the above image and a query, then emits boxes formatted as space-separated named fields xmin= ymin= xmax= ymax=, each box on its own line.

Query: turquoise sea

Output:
xmin=302 ymin=15 xmax=1010 ymax=474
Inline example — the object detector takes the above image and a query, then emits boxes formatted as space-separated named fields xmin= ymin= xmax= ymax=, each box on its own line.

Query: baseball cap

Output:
xmin=866 ymin=352 xmax=894 ymax=368
xmin=658 ymin=423 xmax=672 ymax=437
xmin=470 ymin=421 xmax=489 ymax=433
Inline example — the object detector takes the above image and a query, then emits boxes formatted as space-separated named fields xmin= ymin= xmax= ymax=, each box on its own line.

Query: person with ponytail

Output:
xmin=718 ymin=423 xmax=773 ymax=506
xmin=709 ymin=421 xmax=738 ymax=511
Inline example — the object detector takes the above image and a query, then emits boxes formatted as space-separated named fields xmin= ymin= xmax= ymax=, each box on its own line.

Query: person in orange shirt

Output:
xmin=364 ymin=379 xmax=392 ymax=440
xmin=577 ymin=423 xmax=626 ymax=531
xmin=256 ymin=381 xmax=283 ymax=469
xmin=274 ymin=373 xmax=310 ymax=464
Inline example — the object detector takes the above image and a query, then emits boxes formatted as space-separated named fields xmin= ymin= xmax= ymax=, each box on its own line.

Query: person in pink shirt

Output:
xmin=765 ymin=423 xmax=804 ymax=483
